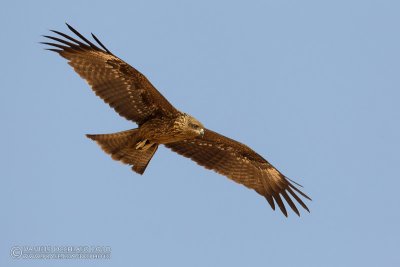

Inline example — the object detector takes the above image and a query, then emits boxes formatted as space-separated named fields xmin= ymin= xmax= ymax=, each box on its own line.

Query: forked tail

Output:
xmin=86 ymin=129 xmax=158 ymax=174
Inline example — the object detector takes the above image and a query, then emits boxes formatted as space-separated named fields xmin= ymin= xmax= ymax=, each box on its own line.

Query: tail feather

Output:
xmin=86 ymin=129 xmax=158 ymax=174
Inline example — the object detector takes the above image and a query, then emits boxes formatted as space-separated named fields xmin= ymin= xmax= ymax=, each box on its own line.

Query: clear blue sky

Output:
xmin=1 ymin=0 xmax=399 ymax=266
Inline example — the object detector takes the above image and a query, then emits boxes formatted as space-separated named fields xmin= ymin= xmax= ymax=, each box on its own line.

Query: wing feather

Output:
xmin=43 ymin=24 xmax=177 ymax=125
xmin=166 ymin=129 xmax=311 ymax=216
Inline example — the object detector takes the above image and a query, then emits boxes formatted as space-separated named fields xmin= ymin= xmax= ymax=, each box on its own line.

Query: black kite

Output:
xmin=43 ymin=24 xmax=311 ymax=216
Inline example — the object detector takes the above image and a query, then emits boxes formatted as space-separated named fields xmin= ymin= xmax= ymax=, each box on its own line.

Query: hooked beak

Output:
xmin=199 ymin=128 xmax=205 ymax=137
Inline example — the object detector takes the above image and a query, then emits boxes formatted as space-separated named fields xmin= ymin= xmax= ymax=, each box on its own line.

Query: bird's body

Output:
xmin=131 ymin=113 xmax=204 ymax=145
xmin=43 ymin=24 xmax=311 ymax=216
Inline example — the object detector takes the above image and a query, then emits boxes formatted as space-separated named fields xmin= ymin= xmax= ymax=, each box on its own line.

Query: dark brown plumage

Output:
xmin=43 ymin=24 xmax=311 ymax=217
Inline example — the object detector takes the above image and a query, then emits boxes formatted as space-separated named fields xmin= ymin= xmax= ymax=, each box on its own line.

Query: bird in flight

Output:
xmin=43 ymin=24 xmax=311 ymax=217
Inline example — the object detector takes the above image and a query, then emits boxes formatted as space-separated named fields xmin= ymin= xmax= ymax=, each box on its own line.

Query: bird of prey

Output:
xmin=43 ymin=24 xmax=311 ymax=217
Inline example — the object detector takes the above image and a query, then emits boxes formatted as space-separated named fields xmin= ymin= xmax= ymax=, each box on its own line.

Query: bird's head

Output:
xmin=175 ymin=113 xmax=205 ymax=139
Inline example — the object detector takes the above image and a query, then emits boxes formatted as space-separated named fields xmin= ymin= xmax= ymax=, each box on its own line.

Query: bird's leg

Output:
xmin=142 ymin=142 xmax=154 ymax=151
xmin=135 ymin=139 xmax=154 ymax=151
xmin=135 ymin=139 xmax=148 ymax=150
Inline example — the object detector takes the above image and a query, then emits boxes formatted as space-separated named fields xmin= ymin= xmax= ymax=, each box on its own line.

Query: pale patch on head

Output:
xmin=175 ymin=113 xmax=205 ymax=139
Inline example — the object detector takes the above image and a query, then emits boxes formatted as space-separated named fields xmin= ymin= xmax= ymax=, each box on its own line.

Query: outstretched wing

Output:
xmin=166 ymin=129 xmax=311 ymax=217
xmin=42 ymin=24 xmax=177 ymax=125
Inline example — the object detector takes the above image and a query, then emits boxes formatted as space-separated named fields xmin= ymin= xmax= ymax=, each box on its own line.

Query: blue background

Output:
xmin=1 ymin=0 xmax=399 ymax=266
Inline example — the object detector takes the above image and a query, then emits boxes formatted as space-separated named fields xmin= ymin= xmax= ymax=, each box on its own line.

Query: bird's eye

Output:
xmin=189 ymin=123 xmax=199 ymax=129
